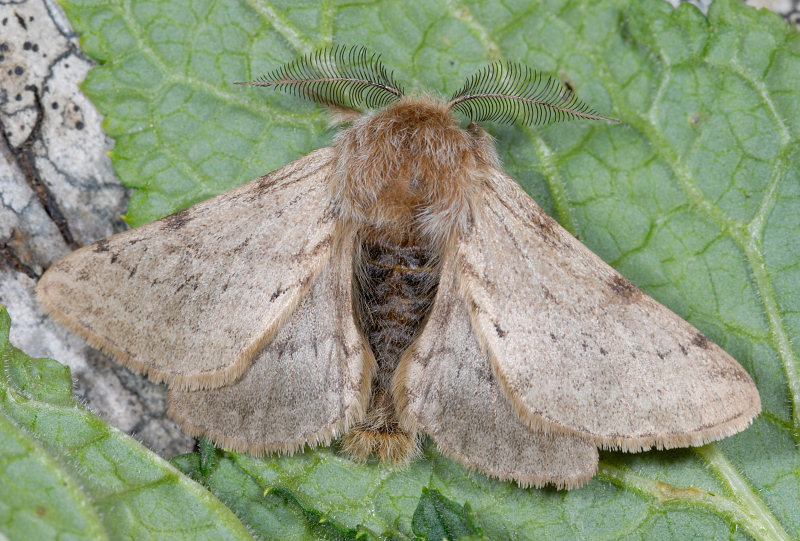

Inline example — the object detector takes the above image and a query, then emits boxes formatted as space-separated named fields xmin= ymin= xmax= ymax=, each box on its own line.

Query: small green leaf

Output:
xmin=172 ymin=448 xmax=386 ymax=540
xmin=198 ymin=435 xmax=217 ymax=476
xmin=0 ymin=306 xmax=253 ymax=540
xmin=411 ymin=487 xmax=481 ymax=540
xmin=266 ymin=487 xmax=381 ymax=541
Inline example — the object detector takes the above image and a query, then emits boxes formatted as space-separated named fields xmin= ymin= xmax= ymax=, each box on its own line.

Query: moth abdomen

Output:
xmin=343 ymin=236 xmax=440 ymax=462
xmin=360 ymin=241 xmax=439 ymax=359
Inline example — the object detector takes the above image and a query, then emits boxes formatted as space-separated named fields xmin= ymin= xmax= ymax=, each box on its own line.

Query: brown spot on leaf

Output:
xmin=35 ymin=506 xmax=46 ymax=516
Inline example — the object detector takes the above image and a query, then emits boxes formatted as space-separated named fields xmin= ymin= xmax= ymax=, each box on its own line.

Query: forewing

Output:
xmin=168 ymin=235 xmax=371 ymax=454
xmin=457 ymin=170 xmax=760 ymax=451
xmin=396 ymin=258 xmax=598 ymax=489
xmin=37 ymin=148 xmax=337 ymax=390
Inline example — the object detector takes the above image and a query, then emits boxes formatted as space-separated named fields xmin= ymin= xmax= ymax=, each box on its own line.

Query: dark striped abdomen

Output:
xmin=359 ymin=240 xmax=439 ymax=393
xmin=343 ymin=236 xmax=439 ymax=460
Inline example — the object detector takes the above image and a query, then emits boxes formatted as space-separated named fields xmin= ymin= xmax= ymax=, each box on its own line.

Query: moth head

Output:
xmin=238 ymin=45 xmax=617 ymax=244
xmin=327 ymin=95 xmax=498 ymax=246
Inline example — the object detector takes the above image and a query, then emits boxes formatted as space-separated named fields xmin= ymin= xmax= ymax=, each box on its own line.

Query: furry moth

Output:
xmin=37 ymin=45 xmax=760 ymax=489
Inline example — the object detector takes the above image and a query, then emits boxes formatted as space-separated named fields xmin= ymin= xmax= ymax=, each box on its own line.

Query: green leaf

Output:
xmin=172 ymin=448 xmax=386 ymax=540
xmin=411 ymin=487 xmax=481 ymax=540
xmin=0 ymin=306 xmax=253 ymax=541
xmin=55 ymin=0 xmax=800 ymax=539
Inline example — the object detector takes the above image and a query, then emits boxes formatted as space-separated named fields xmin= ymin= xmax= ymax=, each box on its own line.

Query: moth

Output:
xmin=37 ymin=45 xmax=760 ymax=489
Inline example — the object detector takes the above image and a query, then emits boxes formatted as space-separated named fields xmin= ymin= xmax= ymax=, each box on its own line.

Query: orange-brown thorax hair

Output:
xmin=329 ymin=96 xmax=499 ymax=247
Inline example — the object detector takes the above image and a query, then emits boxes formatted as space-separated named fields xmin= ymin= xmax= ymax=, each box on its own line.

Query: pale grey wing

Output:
xmin=396 ymin=258 xmax=598 ymax=489
xmin=168 ymin=236 xmax=371 ymax=455
xmin=37 ymin=148 xmax=337 ymax=390
xmin=457 ymin=170 xmax=760 ymax=451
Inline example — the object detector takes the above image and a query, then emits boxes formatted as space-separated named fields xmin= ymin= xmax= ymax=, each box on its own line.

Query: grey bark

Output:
xmin=0 ymin=0 xmax=192 ymax=458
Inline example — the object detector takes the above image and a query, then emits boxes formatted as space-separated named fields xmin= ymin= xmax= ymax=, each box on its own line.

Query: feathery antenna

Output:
xmin=237 ymin=45 xmax=404 ymax=111
xmin=448 ymin=62 xmax=618 ymax=125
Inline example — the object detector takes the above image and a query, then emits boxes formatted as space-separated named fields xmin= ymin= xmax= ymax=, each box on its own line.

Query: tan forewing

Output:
xmin=168 ymin=234 xmax=373 ymax=455
xmin=396 ymin=257 xmax=598 ymax=489
xmin=37 ymin=148 xmax=337 ymax=390
xmin=456 ymin=170 xmax=760 ymax=451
